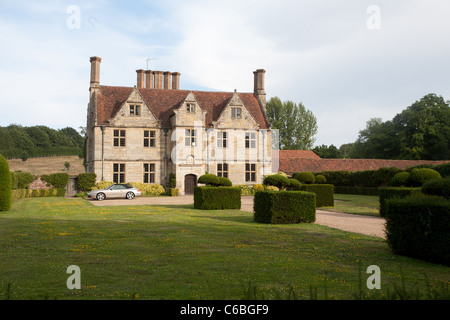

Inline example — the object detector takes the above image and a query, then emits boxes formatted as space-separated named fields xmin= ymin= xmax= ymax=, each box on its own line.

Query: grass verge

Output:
xmin=0 ymin=197 xmax=448 ymax=300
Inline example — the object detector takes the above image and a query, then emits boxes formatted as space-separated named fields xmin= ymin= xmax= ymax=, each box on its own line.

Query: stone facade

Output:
xmin=86 ymin=57 xmax=273 ymax=195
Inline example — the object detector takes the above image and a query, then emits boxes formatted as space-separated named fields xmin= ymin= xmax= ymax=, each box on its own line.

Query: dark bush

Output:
xmin=315 ymin=175 xmax=327 ymax=184
xmin=77 ymin=173 xmax=97 ymax=192
xmin=0 ymin=154 xmax=12 ymax=211
xmin=253 ymin=191 xmax=316 ymax=224
xmin=194 ymin=186 xmax=241 ymax=210
xmin=421 ymin=178 xmax=450 ymax=199
xmin=292 ymin=171 xmax=315 ymax=184
xmin=198 ymin=174 xmax=220 ymax=186
xmin=217 ymin=176 xmax=232 ymax=186
xmin=434 ymin=163 xmax=450 ymax=178
xmin=10 ymin=171 xmax=34 ymax=190
xmin=317 ymin=170 xmax=353 ymax=187
xmin=385 ymin=196 xmax=450 ymax=266
xmin=41 ymin=173 xmax=69 ymax=189
xmin=286 ymin=178 xmax=302 ymax=191
xmin=300 ymin=184 xmax=334 ymax=207
xmin=169 ymin=173 xmax=176 ymax=188
xmin=406 ymin=168 xmax=441 ymax=187
xmin=334 ymin=186 xmax=379 ymax=196
xmin=263 ymin=174 xmax=289 ymax=189
xmin=378 ymin=187 xmax=422 ymax=217
xmin=389 ymin=172 xmax=410 ymax=187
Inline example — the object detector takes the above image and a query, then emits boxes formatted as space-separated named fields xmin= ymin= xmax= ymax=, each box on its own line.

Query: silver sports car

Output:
xmin=87 ymin=184 xmax=142 ymax=201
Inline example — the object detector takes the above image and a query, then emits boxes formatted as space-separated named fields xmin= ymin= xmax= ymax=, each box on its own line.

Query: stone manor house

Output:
xmin=85 ymin=57 xmax=274 ymax=195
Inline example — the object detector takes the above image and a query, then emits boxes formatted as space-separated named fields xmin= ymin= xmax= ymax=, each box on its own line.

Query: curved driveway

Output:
xmin=88 ymin=195 xmax=386 ymax=239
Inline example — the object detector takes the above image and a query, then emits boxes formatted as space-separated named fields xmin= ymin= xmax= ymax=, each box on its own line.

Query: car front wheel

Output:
xmin=96 ymin=193 xmax=106 ymax=201
xmin=126 ymin=192 xmax=135 ymax=200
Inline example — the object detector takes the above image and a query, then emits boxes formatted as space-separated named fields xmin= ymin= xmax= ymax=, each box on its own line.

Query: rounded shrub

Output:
xmin=315 ymin=174 xmax=327 ymax=184
xmin=198 ymin=174 xmax=220 ymax=186
xmin=434 ymin=162 xmax=450 ymax=178
xmin=389 ymin=172 xmax=410 ymax=187
xmin=287 ymin=178 xmax=302 ymax=190
xmin=217 ymin=176 xmax=232 ymax=186
xmin=263 ymin=174 xmax=289 ymax=189
xmin=0 ymin=154 xmax=12 ymax=211
xmin=406 ymin=168 xmax=442 ymax=187
xmin=292 ymin=171 xmax=315 ymax=184
xmin=253 ymin=184 xmax=264 ymax=192
xmin=421 ymin=178 xmax=450 ymax=199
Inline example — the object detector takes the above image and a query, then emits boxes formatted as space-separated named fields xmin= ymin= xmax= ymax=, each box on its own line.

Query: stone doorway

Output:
xmin=184 ymin=174 xmax=197 ymax=195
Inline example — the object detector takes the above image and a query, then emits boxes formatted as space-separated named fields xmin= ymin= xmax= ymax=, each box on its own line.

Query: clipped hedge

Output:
xmin=300 ymin=184 xmax=334 ymax=207
xmin=421 ymin=178 xmax=450 ymax=199
xmin=41 ymin=173 xmax=69 ymax=189
xmin=263 ymin=174 xmax=289 ymax=189
xmin=77 ymin=173 xmax=97 ymax=192
xmin=128 ymin=182 xmax=166 ymax=196
xmin=406 ymin=168 xmax=441 ymax=187
xmin=385 ymin=196 xmax=450 ymax=266
xmin=254 ymin=191 xmax=316 ymax=224
xmin=292 ymin=171 xmax=315 ymax=184
xmin=334 ymin=186 xmax=379 ymax=196
xmin=389 ymin=172 xmax=410 ymax=187
xmin=286 ymin=178 xmax=302 ymax=191
xmin=11 ymin=188 xmax=66 ymax=202
xmin=194 ymin=186 xmax=241 ymax=210
xmin=0 ymin=154 xmax=12 ymax=211
xmin=378 ymin=187 xmax=422 ymax=217
xmin=11 ymin=171 xmax=34 ymax=190
xmin=315 ymin=175 xmax=327 ymax=184
xmin=198 ymin=174 xmax=219 ymax=186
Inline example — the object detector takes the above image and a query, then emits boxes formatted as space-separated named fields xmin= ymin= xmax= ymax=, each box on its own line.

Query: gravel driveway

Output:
xmin=88 ymin=195 xmax=386 ymax=239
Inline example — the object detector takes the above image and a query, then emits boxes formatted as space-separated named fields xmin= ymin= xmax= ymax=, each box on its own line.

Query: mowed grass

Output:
xmin=0 ymin=197 xmax=449 ymax=300
xmin=323 ymin=194 xmax=380 ymax=216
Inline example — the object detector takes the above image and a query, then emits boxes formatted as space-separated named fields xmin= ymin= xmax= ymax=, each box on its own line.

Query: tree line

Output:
xmin=0 ymin=125 xmax=84 ymax=159
xmin=267 ymin=93 xmax=450 ymax=161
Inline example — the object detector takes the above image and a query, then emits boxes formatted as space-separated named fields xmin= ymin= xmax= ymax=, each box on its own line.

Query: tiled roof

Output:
xmin=279 ymin=157 xmax=450 ymax=174
xmin=95 ymin=86 xmax=270 ymax=129
xmin=279 ymin=150 xmax=321 ymax=159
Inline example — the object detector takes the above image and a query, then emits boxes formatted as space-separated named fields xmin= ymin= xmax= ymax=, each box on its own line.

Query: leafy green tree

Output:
xmin=266 ymin=97 xmax=318 ymax=150
xmin=313 ymin=144 xmax=342 ymax=158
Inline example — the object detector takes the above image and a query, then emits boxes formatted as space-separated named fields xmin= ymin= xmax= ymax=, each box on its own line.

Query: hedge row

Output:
xmin=12 ymin=188 xmax=67 ymax=201
xmin=11 ymin=171 xmax=34 ymax=190
xmin=385 ymin=196 xmax=450 ymax=266
xmin=254 ymin=191 xmax=316 ymax=224
xmin=194 ymin=186 xmax=241 ymax=210
xmin=41 ymin=173 xmax=69 ymax=189
xmin=0 ymin=154 xmax=12 ymax=211
xmin=300 ymin=184 xmax=334 ymax=207
xmin=378 ymin=187 xmax=422 ymax=217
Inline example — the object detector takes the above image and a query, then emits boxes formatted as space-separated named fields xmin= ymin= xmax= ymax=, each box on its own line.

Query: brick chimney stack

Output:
xmin=136 ymin=69 xmax=145 ymax=88
xmin=145 ymin=70 xmax=153 ymax=89
xmin=153 ymin=71 xmax=164 ymax=89
xmin=172 ymin=72 xmax=180 ymax=90
xmin=90 ymin=56 xmax=102 ymax=87
xmin=253 ymin=69 xmax=266 ymax=113
xmin=163 ymin=71 xmax=171 ymax=89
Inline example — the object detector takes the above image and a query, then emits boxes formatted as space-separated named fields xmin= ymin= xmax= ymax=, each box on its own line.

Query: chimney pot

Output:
xmin=163 ymin=71 xmax=171 ymax=89
xmin=253 ymin=69 xmax=267 ymax=114
xmin=145 ymin=70 xmax=153 ymax=89
xmin=154 ymin=71 xmax=164 ymax=89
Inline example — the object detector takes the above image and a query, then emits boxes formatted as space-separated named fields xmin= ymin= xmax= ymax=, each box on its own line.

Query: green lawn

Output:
xmin=0 ymin=197 xmax=449 ymax=300
xmin=323 ymin=194 xmax=380 ymax=216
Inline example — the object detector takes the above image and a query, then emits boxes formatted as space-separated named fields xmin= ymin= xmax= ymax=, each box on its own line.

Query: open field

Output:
xmin=0 ymin=197 xmax=449 ymax=300
xmin=7 ymin=155 xmax=85 ymax=176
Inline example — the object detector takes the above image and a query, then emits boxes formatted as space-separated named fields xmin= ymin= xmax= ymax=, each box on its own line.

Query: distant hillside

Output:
xmin=0 ymin=125 xmax=84 ymax=159
xmin=8 ymin=155 xmax=85 ymax=176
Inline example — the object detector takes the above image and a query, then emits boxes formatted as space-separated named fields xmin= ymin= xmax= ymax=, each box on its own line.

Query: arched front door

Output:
xmin=184 ymin=174 xmax=197 ymax=195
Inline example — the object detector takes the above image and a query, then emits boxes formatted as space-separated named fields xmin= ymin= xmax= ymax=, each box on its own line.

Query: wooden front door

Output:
xmin=184 ymin=174 xmax=197 ymax=195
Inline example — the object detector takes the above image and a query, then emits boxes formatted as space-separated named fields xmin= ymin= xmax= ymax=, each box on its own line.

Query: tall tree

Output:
xmin=313 ymin=144 xmax=342 ymax=158
xmin=266 ymin=97 xmax=318 ymax=150
xmin=351 ymin=94 xmax=450 ymax=160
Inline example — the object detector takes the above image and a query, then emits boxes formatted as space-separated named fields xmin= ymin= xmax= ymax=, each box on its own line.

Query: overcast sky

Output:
xmin=1 ymin=0 xmax=449 ymax=148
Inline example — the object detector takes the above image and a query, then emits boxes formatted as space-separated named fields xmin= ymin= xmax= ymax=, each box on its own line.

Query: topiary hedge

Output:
xmin=263 ymin=174 xmax=289 ymax=189
xmin=421 ymin=178 xmax=450 ymax=200
xmin=292 ymin=171 xmax=315 ymax=184
xmin=300 ymin=184 xmax=334 ymax=207
xmin=253 ymin=191 xmax=316 ymax=224
xmin=194 ymin=186 xmax=241 ymax=210
xmin=41 ymin=173 xmax=69 ymax=189
xmin=11 ymin=188 xmax=66 ymax=202
xmin=385 ymin=196 xmax=450 ymax=266
xmin=406 ymin=168 xmax=441 ymax=187
xmin=286 ymin=178 xmax=302 ymax=191
xmin=378 ymin=187 xmax=422 ymax=217
xmin=10 ymin=171 xmax=34 ymax=190
xmin=77 ymin=173 xmax=97 ymax=192
xmin=0 ymin=154 xmax=12 ymax=211
xmin=314 ymin=174 xmax=327 ymax=184
xmin=198 ymin=174 xmax=219 ymax=186
xmin=389 ymin=172 xmax=410 ymax=187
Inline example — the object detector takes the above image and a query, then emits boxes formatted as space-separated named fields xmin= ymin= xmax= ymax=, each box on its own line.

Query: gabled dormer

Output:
xmin=109 ymin=87 xmax=160 ymax=127
xmin=171 ymin=92 xmax=206 ymax=127
xmin=214 ymin=91 xmax=259 ymax=130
